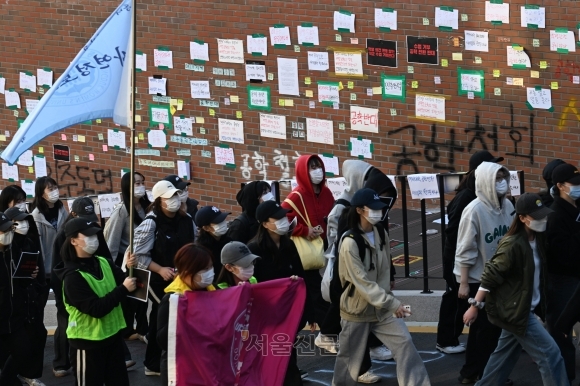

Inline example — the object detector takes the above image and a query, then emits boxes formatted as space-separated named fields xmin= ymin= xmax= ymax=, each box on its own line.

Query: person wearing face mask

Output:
xmin=538 ymin=159 xmax=566 ymax=208
xmin=133 ymin=180 xmax=196 ymax=376
xmin=216 ymin=241 xmax=259 ymax=288
xmin=163 ymin=175 xmax=200 ymax=226
xmin=544 ymin=163 xmax=580 ymax=383
xmin=227 ymin=181 xmax=272 ymax=244
xmin=53 ymin=218 xmax=137 ymax=386
xmin=194 ymin=205 xmax=232 ymax=278
xmin=462 ymin=193 xmax=568 ymax=386
xmin=454 ymin=161 xmax=514 ymax=384
xmin=0 ymin=185 xmax=29 ymax=213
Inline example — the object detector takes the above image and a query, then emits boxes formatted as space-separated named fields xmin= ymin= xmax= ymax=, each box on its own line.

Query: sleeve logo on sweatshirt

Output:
xmin=485 ymin=225 xmax=509 ymax=244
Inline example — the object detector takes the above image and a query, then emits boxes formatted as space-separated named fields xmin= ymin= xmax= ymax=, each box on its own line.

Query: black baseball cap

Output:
xmin=515 ymin=193 xmax=553 ymax=220
xmin=4 ymin=207 xmax=28 ymax=221
xmin=163 ymin=175 xmax=191 ymax=190
xmin=0 ymin=213 xmax=13 ymax=232
xmin=195 ymin=206 xmax=230 ymax=227
xmin=351 ymin=188 xmax=388 ymax=210
xmin=552 ymin=163 xmax=580 ymax=185
xmin=542 ymin=159 xmax=566 ymax=185
xmin=469 ymin=150 xmax=504 ymax=171
xmin=255 ymin=201 xmax=289 ymax=223
xmin=71 ymin=197 xmax=98 ymax=222
xmin=65 ymin=218 xmax=101 ymax=238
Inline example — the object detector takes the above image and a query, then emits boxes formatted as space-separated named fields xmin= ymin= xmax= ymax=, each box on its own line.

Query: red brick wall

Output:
xmin=1 ymin=0 xmax=579 ymax=213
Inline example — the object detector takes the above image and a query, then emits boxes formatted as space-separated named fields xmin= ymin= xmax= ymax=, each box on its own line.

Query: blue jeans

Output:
xmin=476 ymin=313 xmax=569 ymax=386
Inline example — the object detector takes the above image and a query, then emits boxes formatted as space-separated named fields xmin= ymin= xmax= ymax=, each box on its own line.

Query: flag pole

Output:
xmin=128 ymin=0 xmax=137 ymax=277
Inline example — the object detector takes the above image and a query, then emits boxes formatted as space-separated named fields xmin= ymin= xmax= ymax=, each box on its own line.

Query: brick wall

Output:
xmin=1 ymin=0 xmax=579 ymax=213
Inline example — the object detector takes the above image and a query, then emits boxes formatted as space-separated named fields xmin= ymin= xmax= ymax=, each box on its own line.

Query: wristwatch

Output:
xmin=468 ymin=298 xmax=485 ymax=309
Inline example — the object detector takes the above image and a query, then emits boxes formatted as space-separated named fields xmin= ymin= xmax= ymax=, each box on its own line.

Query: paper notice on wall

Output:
xmin=218 ymin=118 xmax=244 ymax=144
xmin=246 ymin=35 xmax=268 ymax=56
xmin=174 ymin=116 xmax=193 ymax=136
xmin=460 ymin=73 xmax=483 ymax=93
xmin=36 ymin=68 xmax=53 ymax=87
xmin=148 ymin=77 xmax=167 ymax=95
xmin=526 ymin=87 xmax=552 ymax=109
xmin=16 ymin=150 xmax=33 ymax=166
xmin=407 ymin=174 xmax=440 ymax=199
xmin=318 ymin=82 xmax=340 ymax=103
xmin=34 ymin=155 xmax=47 ymax=178
xmin=277 ymin=57 xmax=299 ymax=96
xmin=20 ymin=180 xmax=35 ymax=198
xmin=326 ymin=177 xmax=347 ymax=200
xmin=506 ymin=46 xmax=531 ymax=67
xmin=550 ymin=30 xmax=576 ymax=52
xmin=214 ymin=147 xmax=235 ymax=165
xmin=297 ymin=26 xmax=320 ymax=45
xmin=334 ymin=52 xmax=363 ymax=76
xmin=190 ymin=41 xmax=209 ymax=61
xmin=25 ymin=99 xmax=39 ymax=113
xmin=190 ymin=80 xmax=211 ymax=99
xmin=435 ymin=7 xmax=459 ymax=29
xmin=520 ymin=6 xmax=545 ymax=28
xmin=217 ymin=39 xmax=244 ymax=63
xmin=374 ymin=8 xmax=397 ymax=30
xmin=319 ymin=154 xmax=339 ymax=176
xmin=485 ymin=1 xmax=509 ymax=24
xmin=19 ymin=72 xmax=36 ymax=90
xmin=107 ymin=129 xmax=126 ymax=149
xmin=350 ymin=106 xmax=378 ymax=133
xmin=136 ymin=53 xmax=147 ymax=71
xmin=415 ymin=94 xmax=445 ymax=121
xmin=464 ymin=31 xmax=489 ymax=52
xmin=245 ymin=64 xmax=266 ymax=81
xmin=334 ymin=11 xmax=355 ymax=32
xmin=259 ymin=113 xmax=286 ymax=139
xmin=383 ymin=76 xmax=404 ymax=99
xmin=269 ymin=26 xmax=291 ymax=46
xmin=0 ymin=78 xmax=5 ymax=94
xmin=153 ymin=49 xmax=173 ymax=68
xmin=307 ymin=52 xmax=329 ymax=71
xmin=98 ymin=193 xmax=122 ymax=219
xmin=2 ymin=163 xmax=19 ymax=181
xmin=509 ymin=171 xmax=521 ymax=196
xmin=350 ymin=138 xmax=372 ymax=159
xmin=5 ymin=90 xmax=21 ymax=108
xmin=150 ymin=106 xmax=170 ymax=126
xmin=177 ymin=160 xmax=190 ymax=180
xmin=147 ymin=130 xmax=167 ymax=148
xmin=306 ymin=118 xmax=334 ymax=145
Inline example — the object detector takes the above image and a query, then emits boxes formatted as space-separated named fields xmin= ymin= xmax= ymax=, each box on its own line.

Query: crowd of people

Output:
xmin=0 ymin=152 xmax=579 ymax=386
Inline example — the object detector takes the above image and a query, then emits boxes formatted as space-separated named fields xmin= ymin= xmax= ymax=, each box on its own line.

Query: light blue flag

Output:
xmin=1 ymin=0 xmax=134 ymax=165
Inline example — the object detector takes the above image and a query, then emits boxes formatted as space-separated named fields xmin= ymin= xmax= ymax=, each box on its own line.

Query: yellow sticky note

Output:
xmin=540 ymin=61 xmax=547 ymax=69
xmin=209 ymin=109 xmax=215 ymax=116
xmin=441 ymin=59 xmax=448 ymax=67
xmin=38 ymin=147 xmax=43 ymax=154
xmin=78 ymin=135 xmax=85 ymax=142
xmin=138 ymin=133 xmax=144 ymax=140
xmin=135 ymin=136 xmax=139 ymax=143
xmin=170 ymin=105 xmax=176 ymax=115
xmin=96 ymin=119 xmax=102 ymax=124
xmin=412 ymin=81 xmax=419 ymax=89
xmin=236 ymin=111 xmax=243 ymax=118
xmin=170 ymin=98 xmax=178 ymax=106
xmin=279 ymin=99 xmax=285 ymax=106
xmin=305 ymin=90 xmax=313 ymax=98
xmin=0 ymin=135 xmax=6 ymax=142
xmin=197 ymin=117 xmax=205 ymax=124
xmin=230 ymin=95 xmax=239 ymax=103
xmin=372 ymin=87 xmax=382 ymax=95
xmin=513 ymin=45 xmax=523 ymax=51
xmin=551 ymin=82 xmax=558 ymax=90
xmin=28 ymin=166 xmax=34 ymax=173
xmin=493 ymin=69 xmax=501 ymax=77
xmin=285 ymin=99 xmax=294 ymax=107
xmin=530 ymin=71 xmax=539 ymax=78
xmin=338 ymin=82 xmax=344 ymax=90
xmin=347 ymin=81 xmax=354 ymax=89
xmin=452 ymin=53 xmax=463 ymax=61
xmin=177 ymin=99 xmax=183 ymax=110
xmin=304 ymin=77 xmax=311 ymax=85
xmin=135 ymin=115 xmax=141 ymax=122
xmin=513 ymin=78 xmax=524 ymax=86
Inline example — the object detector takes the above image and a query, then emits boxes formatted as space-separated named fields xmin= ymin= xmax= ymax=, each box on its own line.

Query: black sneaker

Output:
xmin=458 ymin=375 xmax=478 ymax=384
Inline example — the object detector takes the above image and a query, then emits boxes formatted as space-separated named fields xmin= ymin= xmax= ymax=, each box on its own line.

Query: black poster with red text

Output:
xmin=406 ymin=36 xmax=438 ymax=65
xmin=367 ymin=39 xmax=397 ymax=68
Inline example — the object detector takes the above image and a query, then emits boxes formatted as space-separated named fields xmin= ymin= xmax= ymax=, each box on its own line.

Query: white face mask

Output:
xmin=45 ymin=189 xmax=60 ymax=203
xmin=15 ymin=202 xmax=27 ymax=212
xmin=163 ymin=196 xmax=181 ymax=212
xmin=234 ymin=265 xmax=254 ymax=281
xmin=195 ymin=267 xmax=215 ymax=288
xmin=496 ymin=180 xmax=509 ymax=196
xmin=272 ymin=217 xmax=290 ymax=235
xmin=211 ymin=221 xmax=228 ymax=237
xmin=310 ymin=168 xmax=324 ymax=185
xmin=179 ymin=190 xmax=189 ymax=203
xmin=0 ymin=231 xmax=14 ymax=246
xmin=81 ymin=234 xmax=99 ymax=255
xmin=134 ymin=186 xmax=146 ymax=198
xmin=14 ymin=220 xmax=29 ymax=236
xmin=260 ymin=192 xmax=274 ymax=202
xmin=527 ymin=217 xmax=548 ymax=233
xmin=364 ymin=208 xmax=383 ymax=225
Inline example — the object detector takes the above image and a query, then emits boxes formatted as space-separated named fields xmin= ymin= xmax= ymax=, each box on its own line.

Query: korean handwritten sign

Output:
xmin=306 ymin=118 xmax=334 ymax=145
xmin=350 ymin=106 xmax=378 ymax=133
xmin=526 ymin=87 xmax=552 ymax=110
xmin=214 ymin=147 xmax=235 ymax=165
xmin=407 ymin=174 xmax=440 ymax=199
xmin=218 ymin=118 xmax=244 ymax=144
xmin=307 ymin=52 xmax=329 ymax=71
xmin=259 ymin=113 xmax=286 ymax=139
xmin=217 ymin=39 xmax=244 ymax=63
xmin=415 ymin=94 xmax=446 ymax=121
xmin=334 ymin=52 xmax=363 ymax=76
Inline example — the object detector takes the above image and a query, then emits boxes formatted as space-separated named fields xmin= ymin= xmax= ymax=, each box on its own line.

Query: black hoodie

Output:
xmin=227 ymin=181 xmax=270 ymax=244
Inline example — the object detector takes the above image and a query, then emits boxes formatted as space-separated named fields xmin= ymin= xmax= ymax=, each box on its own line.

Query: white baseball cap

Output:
xmin=152 ymin=180 xmax=180 ymax=199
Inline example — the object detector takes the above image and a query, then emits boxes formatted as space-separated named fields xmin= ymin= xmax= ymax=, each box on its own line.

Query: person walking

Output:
xmin=194 ymin=205 xmax=232 ymax=278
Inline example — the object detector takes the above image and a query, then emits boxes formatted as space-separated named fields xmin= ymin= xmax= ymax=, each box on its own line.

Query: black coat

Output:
xmin=546 ymin=196 xmax=580 ymax=278
xmin=195 ymin=231 xmax=231 ymax=280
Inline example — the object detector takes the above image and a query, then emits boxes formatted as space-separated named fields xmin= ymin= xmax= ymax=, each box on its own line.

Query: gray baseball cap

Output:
xmin=220 ymin=241 xmax=259 ymax=268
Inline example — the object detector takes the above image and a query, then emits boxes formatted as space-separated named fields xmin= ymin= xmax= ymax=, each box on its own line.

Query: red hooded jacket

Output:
xmin=281 ymin=155 xmax=334 ymax=241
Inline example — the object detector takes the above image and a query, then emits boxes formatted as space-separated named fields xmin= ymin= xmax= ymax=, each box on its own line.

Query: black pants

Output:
xmin=21 ymin=321 xmax=47 ymax=379
xmin=144 ymin=282 xmax=166 ymax=372
xmin=53 ymin=304 xmax=71 ymax=371
xmin=0 ymin=324 xmax=41 ymax=386
xmin=436 ymin=277 xmax=469 ymax=347
xmin=70 ymin=338 xmax=129 ymax=386
xmin=302 ymin=270 xmax=329 ymax=325
xmin=122 ymin=297 xmax=149 ymax=337
xmin=460 ymin=283 xmax=502 ymax=379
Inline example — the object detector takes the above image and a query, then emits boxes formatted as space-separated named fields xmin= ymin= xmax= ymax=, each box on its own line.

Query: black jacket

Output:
xmin=227 ymin=181 xmax=269 ymax=244
xmin=248 ymin=236 xmax=305 ymax=283
xmin=185 ymin=198 xmax=199 ymax=221
xmin=0 ymin=245 xmax=25 ymax=334
xmin=227 ymin=212 xmax=260 ymax=244
xmin=195 ymin=231 xmax=231 ymax=280
xmin=545 ymin=196 xmax=580 ymax=278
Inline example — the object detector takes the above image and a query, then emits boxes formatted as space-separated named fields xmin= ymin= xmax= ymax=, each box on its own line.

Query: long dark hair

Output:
xmin=121 ymin=172 xmax=151 ymax=225
xmin=216 ymin=266 xmax=237 ymax=287
xmin=346 ymin=205 xmax=363 ymax=232
xmin=250 ymin=222 xmax=288 ymax=259
xmin=504 ymin=214 xmax=525 ymax=238
xmin=455 ymin=170 xmax=476 ymax=193
xmin=196 ymin=227 xmax=215 ymax=247
xmin=60 ymin=231 xmax=81 ymax=263
xmin=0 ymin=185 xmax=26 ymax=212
xmin=30 ymin=176 xmax=62 ymax=214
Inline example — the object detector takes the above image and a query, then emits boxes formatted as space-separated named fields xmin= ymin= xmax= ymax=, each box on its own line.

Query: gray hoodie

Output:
xmin=454 ymin=162 xmax=514 ymax=283
xmin=32 ymin=205 xmax=68 ymax=276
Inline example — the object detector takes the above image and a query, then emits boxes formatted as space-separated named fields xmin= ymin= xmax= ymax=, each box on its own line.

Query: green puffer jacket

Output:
xmin=480 ymin=228 xmax=547 ymax=336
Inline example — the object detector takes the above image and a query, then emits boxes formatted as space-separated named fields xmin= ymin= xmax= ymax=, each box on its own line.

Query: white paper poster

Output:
xmin=150 ymin=106 xmax=170 ymax=125
xmin=435 ymin=7 xmax=459 ymax=29
xmin=16 ymin=150 xmax=33 ymax=167
xmin=297 ymin=26 xmax=320 ymax=45
xmin=318 ymin=83 xmax=340 ymax=103
xmin=326 ymin=177 xmax=348 ymax=200
xmin=407 ymin=174 xmax=440 ymax=199
xmin=34 ymin=155 xmax=47 ymax=178
xmin=460 ymin=73 xmax=483 ymax=92
xmin=307 ymin=52 xmax=329 ymax=71
xmin=277 ymin=58 xmax=299 ymax=96
xmin=20 ymin=180 xmax=35 ymax=198
xmin=217 ymin=39 xmax=244 ymax=63
xmin=148 ymin=130 xmax=167 ymax=148
xmin=2 ymin=163 xmax=19 ymax=181
xmin=5 ymin=91 xmax=21 ymax=108
xmin=350 ymin=138 xmax=372 ymax=159
xmin=520 ymin=6 xmax=545 ymax=28
xmin=259 ymin=113 xmax=286 ymax=139
xmin=153 ymin=49 xmax=173 ymax=68
xmin=383 ymin=78 xmax=404 ymax=98
xmin=374 ymin=8 xmax=397 ymax=30
xmin=319 ymin=155 xmax=340 ymax=176
xmin=174 ymin=116 xmax=193 ymax=136
xmin=190 ymin=41 xmax=209 ymax=61
xmin=464 ymin=31 xmax=489 ymax=52
xmin=177 ymin=160 xmax=190 ymax=179
xmin=190 ymin=81 xmax=211 ymax=99
xmin=485 ymin=1 xmax=510 ymax=24
xmin=218 ymin=118 xmax=244 ymax=144
xmin=215 ymin=147 xmax=235 ymax=165
xmin=246 ymin=36 xmax=268 ymax=56
xmin=19 ymin=72 xmax=36 ymax=90
xmin=334 ymin=11 xmax=355 ymax=33
xmin=36 ymin=69 xmax=53 ymax=87
xmin=107 ymin=129 xmax=126 ymax=149
xmin=306 ymin=118 xmax=334 ymax=145
xmin=506 ymin=46 xmax=531 ymax=67
xmin=245 ymin=64 xmax=266 ymax=81
xmin=136 ymin=53 xmax=147 ymax=72
xmin=269 ymin=26 xmax=291 ymax=46
xmin=25 ymin=99 xmax=39 ymax=112
xmin=148 ymin=77 xmax=167 ymax=95
xmin=0 ymin=78 xmax=5 ymax=94
xmin=550 ymin=30 xmax=576 ymax=52
xmin=98 ymin=193 xmax=122 ymax=219
xmin=415 ymin=94 xmax=445 ymax=121
xmin=334 ymin=52 xmax=363 ymax=76
xmin=350 ymin=106 xmax=379 ymax=133
xmin=509 ymin=171 xmax=521 ymax=196
xmin=526 ymin=87 xmax=552 ymax=109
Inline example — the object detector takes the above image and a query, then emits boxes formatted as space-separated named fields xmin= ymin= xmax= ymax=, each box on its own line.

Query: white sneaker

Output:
xmin=144 ymin=367 xmax=161 ymax=376
xmin=314 ymin=332 xmax=338 ymax=354
xmin=369 ymin=345 xmax=393 ymax=361
xmin=436 ymin=344 xmax=466 ymax=354
xmin=358 ymin=370 xmax=381 ymax=384
xmin=18 ymin=376 xmax=46 ymax=386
